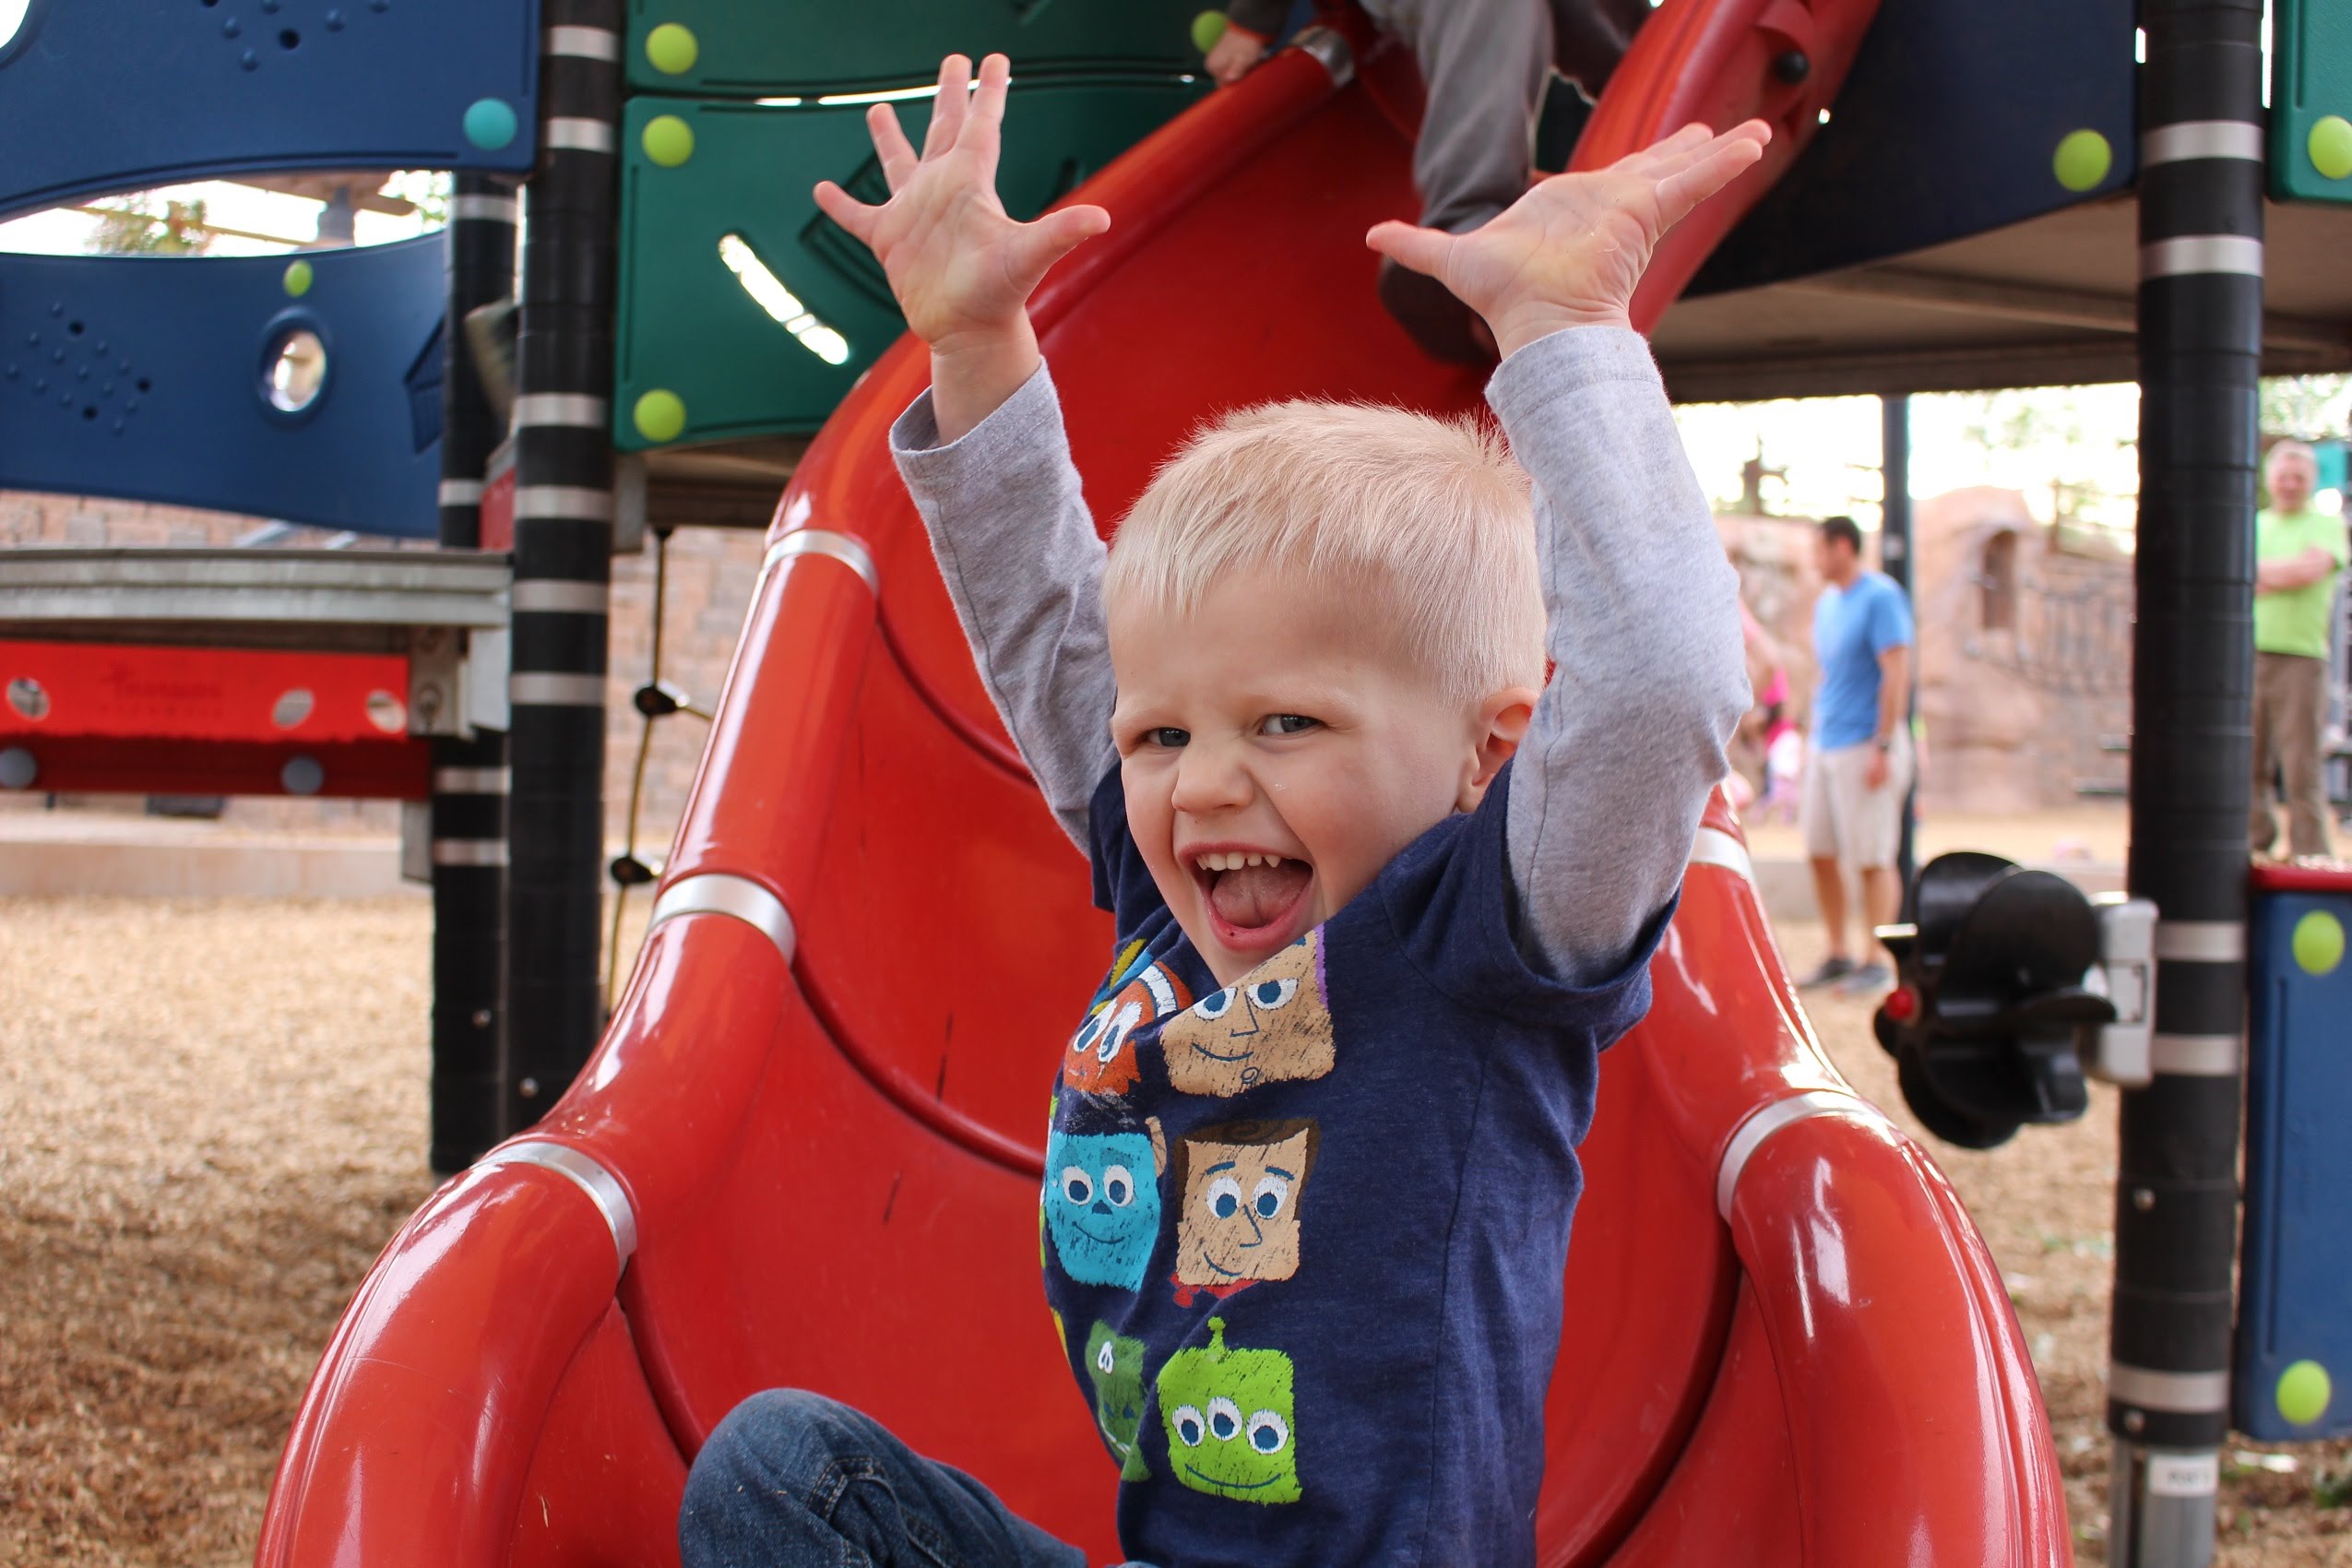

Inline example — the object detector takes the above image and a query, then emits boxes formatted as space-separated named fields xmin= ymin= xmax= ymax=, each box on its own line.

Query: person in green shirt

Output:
xmin=2250 ymin=439 xmax=2349 ymax=859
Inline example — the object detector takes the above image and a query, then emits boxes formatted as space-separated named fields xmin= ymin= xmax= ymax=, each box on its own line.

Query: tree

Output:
xmin=87 ymin=196 xmax=212 ymax=255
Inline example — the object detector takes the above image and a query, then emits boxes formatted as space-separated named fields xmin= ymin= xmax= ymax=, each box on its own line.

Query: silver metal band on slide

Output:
xmin=481 ymin=1141 xmax=639 ymax=1266
xmin=761 ymin=529 xmax=880 ymax=596
xmin=1715 ymin=1089 xmax=1877 ymax=1221
xmin=431 ymin=839 xmax=509 ymax=867
xmin=1687 ymin=826 xmax=1754 ymax=882
xmin=650 ymin=873 xmax=800 ymax=966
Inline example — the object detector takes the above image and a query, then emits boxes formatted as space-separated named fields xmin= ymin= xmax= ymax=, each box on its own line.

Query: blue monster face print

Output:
xmin=1043 ymin=1127 xmax=1161 ymax=1290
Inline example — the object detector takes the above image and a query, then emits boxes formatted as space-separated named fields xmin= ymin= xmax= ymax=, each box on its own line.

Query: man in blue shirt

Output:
xmin=1797 ymin=515 xmax=1914 ymax=993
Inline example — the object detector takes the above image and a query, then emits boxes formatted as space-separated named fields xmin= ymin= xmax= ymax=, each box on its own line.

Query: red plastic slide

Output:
xmin=256 ymin=4 xmax=2071 ymax=1563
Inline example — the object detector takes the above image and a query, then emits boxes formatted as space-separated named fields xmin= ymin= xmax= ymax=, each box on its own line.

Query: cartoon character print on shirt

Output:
xmin=1167 ymin=1119 xmax=1318 ymax=1307
xmin=1156 ymin=1317 xmax=1300 ymax=1503
xmin=1064 ymin=956 xmax=1190 ymax=1098
xmin=1042 ymin=1123 xmax=1164 ymax=1290
xmin=1159 ymin=931 xmax=1334 ymax=1097
xmin=1085 ymin=1321 xmax=1152 ymax=1481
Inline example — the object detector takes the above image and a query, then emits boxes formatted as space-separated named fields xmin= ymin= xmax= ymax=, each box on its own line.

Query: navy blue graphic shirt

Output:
xmin=1040 ymin=762 xmax=1666 ymax=1566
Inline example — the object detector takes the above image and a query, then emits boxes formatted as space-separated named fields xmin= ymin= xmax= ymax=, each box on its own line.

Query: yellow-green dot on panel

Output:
xmin=2310 ymin=116 xmax=2352 ymax=182
xmin=2291 ymin=909 xmax=2344 ymax=975
xmin=633 ymin=388 xmax=687 ymax=444
xmin=646 ymin=22 xmax=698 ymax=75
xmin=642 ymin=114 xmax=695 ymax=169
xmin=282 ymin=259 xmax=314 ymax=298
xmin=2052 ymin=129 xmax=2112 ymax=193
xmin=2276 ymin=1360 xmax=2332 ymax=1427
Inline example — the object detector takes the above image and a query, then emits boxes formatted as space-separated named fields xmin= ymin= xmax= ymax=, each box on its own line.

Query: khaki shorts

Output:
xmin=1800 ymin=731 xmax=1914 ymax=868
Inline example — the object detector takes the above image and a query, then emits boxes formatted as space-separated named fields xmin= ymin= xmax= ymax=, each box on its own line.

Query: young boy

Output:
xmin=1206 ymin=0 xmax=1656 ymax=362
xmin=680 ymin=53 xmax=1764 ymax=1568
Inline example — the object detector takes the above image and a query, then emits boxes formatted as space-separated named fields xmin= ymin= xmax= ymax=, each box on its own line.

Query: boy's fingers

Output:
xmin=812 ymin=180 xmax=878 ymax=244
xmin=1364 ymin=219 xmax=1454 ymax=279
xmin=1011 ymin=204 xmax=1111 ymax=281
xmin=1650 ymin=134 xmax=1768 ymax=227
xmin=922 ymin=54 xmax=973 ymax=159
xmin=1621 ymin=121 xmax=1714 ymax=174
xmin=868 ymin=103 xmax=920 ymax=193
xmin=964 ymin=53 xmax=1013 ymax=181
xmin=968 ymin=53 xmax=1013 ymax=143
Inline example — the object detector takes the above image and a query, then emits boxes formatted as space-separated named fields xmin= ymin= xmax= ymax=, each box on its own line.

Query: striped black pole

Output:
xmin=506 ymin=0 xmax=621 ymax=1134
xmin=429 ymin=173 xmax=519 ymax=1173
xmin=1881 ymin=393 xmax=1917 ymax=892
xmin=2109 ymin=3 xmax=2264 ymax=1562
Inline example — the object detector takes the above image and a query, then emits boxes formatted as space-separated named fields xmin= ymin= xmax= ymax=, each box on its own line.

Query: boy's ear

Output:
xmin=1459 ymin=686 xmax=1538 ymax=812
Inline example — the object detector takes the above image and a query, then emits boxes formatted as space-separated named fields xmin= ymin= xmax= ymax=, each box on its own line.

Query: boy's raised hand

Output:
xmin=1366 ymin=120 xmax=1770 ymax=360
xmin=814 ymin=53 xmax=1110 ymax=439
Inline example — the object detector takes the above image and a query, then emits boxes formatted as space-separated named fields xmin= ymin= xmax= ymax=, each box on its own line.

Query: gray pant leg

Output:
xmin=1380 ymin=0 xmax=1554 ymax=232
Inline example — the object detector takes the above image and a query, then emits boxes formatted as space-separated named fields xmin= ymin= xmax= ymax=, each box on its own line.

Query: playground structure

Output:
xmin=2 ymin=0 xmax=2349 ymax=1563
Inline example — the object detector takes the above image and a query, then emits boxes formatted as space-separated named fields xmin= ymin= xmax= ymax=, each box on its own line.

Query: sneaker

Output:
xmin=1795 ymin=956 xmax=1858 ymax=990
xmin=1837 ymin=962 xmax=1894 ymax=996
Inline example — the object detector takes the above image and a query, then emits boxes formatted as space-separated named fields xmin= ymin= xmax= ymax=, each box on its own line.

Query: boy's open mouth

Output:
xmin=1188 ymin=849 xmax=1313 ymax=946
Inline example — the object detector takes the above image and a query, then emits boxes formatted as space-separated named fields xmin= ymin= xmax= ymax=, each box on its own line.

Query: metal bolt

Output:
xmin=519 ymin=1077 xmax=540 ymax=1099
xmin=471 ymin=1008 xmax=493 ymax=1028
xmin=0 ymin=746 xmax=38 ymax=790
xmin=1771 ymin=49 xmax=1810 ymax=84
xmin=2123 ymin=1408 xmax=2145 ymax=1433
xmin=2132 ymin=1187 xmax=2156 ymax=1211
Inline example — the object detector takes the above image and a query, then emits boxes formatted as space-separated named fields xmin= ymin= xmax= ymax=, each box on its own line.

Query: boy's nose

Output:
xmin=1169 ymin=740 xmax=1252 ymax=815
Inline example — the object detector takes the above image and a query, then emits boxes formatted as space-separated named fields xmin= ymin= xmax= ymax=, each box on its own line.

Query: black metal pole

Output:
xmin=506 ymin=0 xmax=621 ymax=1133
xmin=1881 ymin=393 xmax=1917 ymax=892
xmin=429 ymin=174 xmax=519 ymax=1173
xmin=2110 ymin=4 xmax=2263 ymax=1562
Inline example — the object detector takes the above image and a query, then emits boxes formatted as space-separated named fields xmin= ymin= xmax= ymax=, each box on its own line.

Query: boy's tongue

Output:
xmin=1208 ymin=859 xmax=1310 ymax=932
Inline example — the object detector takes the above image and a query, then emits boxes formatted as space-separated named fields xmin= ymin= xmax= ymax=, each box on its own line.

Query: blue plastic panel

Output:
xmin=1689 ymin=0 xmax=2138 ymax=294
xmin=0 ymin=238 xmax=445 ymax=539
xmin=0 ymin=0 xmax=539 ymax=220
xmin=2234 ymin=885 xmax=2352 ymax=1442
xmin=624 ymin=0 xmax=1211 ymax=96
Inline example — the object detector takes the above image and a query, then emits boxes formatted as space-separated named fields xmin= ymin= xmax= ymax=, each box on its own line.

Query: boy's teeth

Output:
xmin=1199 ymin=851 xmax=1287 ymax=872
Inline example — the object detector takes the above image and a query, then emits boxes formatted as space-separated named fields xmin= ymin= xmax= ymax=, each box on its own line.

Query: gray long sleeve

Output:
xmin=891 ymin=328 xmax=1747 ymax=985
xmin=1486 ymin=327 xmax=1749 ymax=986
xmin=892 ymin=371 xmax=1117 ymax=850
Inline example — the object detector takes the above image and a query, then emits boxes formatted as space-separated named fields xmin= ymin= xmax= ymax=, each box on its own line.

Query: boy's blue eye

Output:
xmin=1147 ymin=727 xmax=1190 ymax=748
xmin=1260 ymin=714 xmax=1320 ymax=736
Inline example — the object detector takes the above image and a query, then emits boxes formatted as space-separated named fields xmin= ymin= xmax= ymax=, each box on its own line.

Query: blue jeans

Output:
xmin=680 ymin=1390 xmax=1142 ymax=1568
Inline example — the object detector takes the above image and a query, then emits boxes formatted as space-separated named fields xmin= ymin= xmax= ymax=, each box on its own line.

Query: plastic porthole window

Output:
xmin=0 ymin=0 xmax=36 ymax=63
xmin=266 ymin=328 xmax=328 ymax=413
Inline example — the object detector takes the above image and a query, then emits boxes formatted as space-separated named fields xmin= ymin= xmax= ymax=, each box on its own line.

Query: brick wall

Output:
xmin=0 ymin=491 xmax=766 ymax=855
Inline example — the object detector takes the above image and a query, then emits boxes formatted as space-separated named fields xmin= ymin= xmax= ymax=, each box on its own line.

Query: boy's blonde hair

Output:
xmin=1102 ymin=400 xmax=1545 ymax=706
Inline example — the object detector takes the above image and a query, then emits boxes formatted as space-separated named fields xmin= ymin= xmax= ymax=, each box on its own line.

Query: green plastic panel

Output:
xmin=2271 ymin=0 xmax=2352 ymax=204
xmin=626 ymin=0 xmax=1218 ymax=96
xmin=613 ymin=83 xmax=1205 ymax=449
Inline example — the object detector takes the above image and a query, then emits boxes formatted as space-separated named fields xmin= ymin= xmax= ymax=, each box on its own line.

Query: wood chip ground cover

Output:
xmin=1 ymin=897 xmax=2345 ymax=1564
